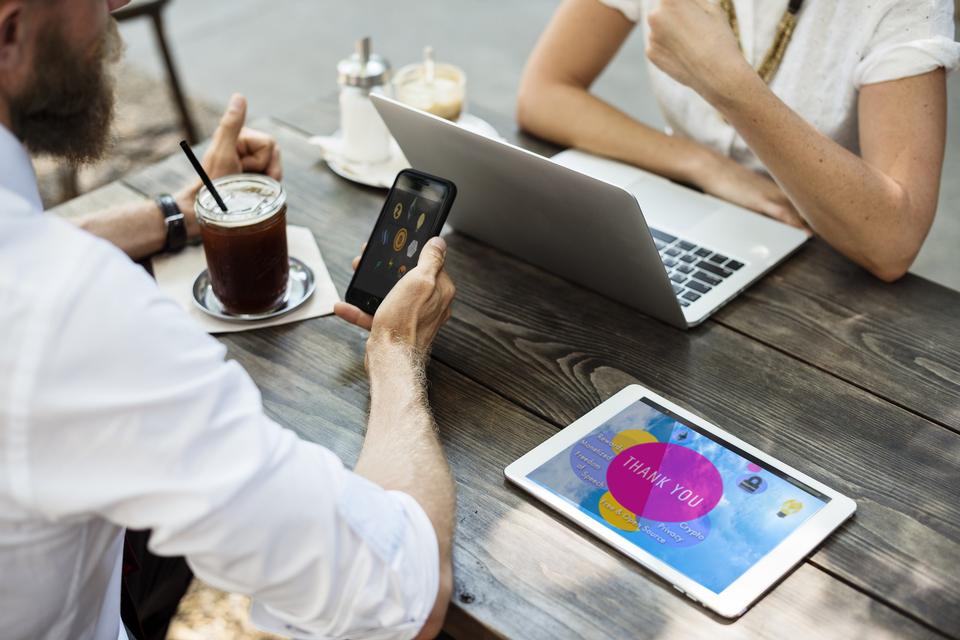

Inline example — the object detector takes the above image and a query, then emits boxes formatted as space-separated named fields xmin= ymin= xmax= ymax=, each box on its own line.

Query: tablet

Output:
xmin=504 ymin=385 xmax=856 ymax=618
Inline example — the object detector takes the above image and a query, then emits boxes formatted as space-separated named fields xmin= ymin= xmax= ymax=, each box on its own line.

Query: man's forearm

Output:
xmin=354 ymin=338 xmax=455 ymax=551
xmin=70 ymin=187 xmax=199 ymax=260
xmin=71 ymin=199 xmax=166 ymax=259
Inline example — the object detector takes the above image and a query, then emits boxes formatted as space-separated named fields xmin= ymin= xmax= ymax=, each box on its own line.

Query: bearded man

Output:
xmin=0 ymin=2 xmax=457 ymax=640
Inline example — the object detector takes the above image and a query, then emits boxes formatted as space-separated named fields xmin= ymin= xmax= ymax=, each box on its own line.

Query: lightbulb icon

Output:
xmin=777 ymin=499 xmax=803 ymax=518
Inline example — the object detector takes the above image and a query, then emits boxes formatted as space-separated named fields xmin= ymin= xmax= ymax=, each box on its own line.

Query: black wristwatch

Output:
xmin=156 ymin=193 xmax=187 ymax=253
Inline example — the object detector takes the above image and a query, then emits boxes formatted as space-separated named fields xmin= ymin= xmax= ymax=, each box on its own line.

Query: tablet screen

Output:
xmin=527 ymin=398 xmax=830 ymax=592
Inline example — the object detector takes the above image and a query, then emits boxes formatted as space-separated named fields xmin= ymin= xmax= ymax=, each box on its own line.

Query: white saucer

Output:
xmin=309 ymin=112 xmax=503 ymax=189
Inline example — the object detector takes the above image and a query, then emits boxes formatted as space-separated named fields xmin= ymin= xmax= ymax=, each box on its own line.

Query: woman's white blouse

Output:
xmin=598 ymin=0 xmax=960 ymax=173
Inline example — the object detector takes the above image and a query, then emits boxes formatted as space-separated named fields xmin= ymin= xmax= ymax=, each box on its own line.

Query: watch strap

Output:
xmin=156 ymin=193 xmax=187 ymax=253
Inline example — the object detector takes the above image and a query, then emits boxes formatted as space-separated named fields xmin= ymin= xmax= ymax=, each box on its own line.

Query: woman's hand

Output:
xmin=646 ymin=0 xmax=751 ymax=102
xmin=175 ymin=93 xmax=284 ymax=238
xmin=693 ymin=150 xmax=810 ymax=230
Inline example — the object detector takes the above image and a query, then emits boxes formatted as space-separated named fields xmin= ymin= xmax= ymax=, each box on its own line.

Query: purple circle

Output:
xmin=635 ymin=515 xmax=711 ymax=548
xmin=568 ymin=433 xmax=615 ymax=490
xmin=606 ymin=443 xmax=723 ymax=522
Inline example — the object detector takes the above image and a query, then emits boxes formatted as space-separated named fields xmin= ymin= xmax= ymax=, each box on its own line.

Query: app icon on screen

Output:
xmin=393 ymin=228 xmax=408 ymax=252
xmin=417 ymin=213 xmax=426 ymax=230
xmin=407 ymin=240 xmax=419 ymax=258
xmin=777 ymin=500 xmax=803 ymax=518
xmin=393 ymin=202 xmax=403 ymax=220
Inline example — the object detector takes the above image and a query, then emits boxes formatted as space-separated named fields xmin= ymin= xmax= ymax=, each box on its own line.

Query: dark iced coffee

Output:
xmin=196 ymin=175 xmax=288 ymax=314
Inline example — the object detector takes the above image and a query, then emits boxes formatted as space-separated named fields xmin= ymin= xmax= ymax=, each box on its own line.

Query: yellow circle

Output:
xmin=598 ymin=491 xmax=638 ymax=531
xmin=393 ymin=228 xmax=408 ymax=252
xmin=611 ymin=429 xmax=657 ymax=455
xmin=393 ymin=202 xmax=403 ymax=219
xmin=416 ymin=212 xmax=426 ymax=230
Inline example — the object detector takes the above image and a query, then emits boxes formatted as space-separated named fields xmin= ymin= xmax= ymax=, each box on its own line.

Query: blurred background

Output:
xmin=29 ymin=2 xmax=960 ymax=635
xmin=36 ymin=0 xmax=960 ymax=293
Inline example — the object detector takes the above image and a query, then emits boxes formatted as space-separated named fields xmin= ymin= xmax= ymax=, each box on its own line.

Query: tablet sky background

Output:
xmin=528 ymin=399 xmax=828 ymax=592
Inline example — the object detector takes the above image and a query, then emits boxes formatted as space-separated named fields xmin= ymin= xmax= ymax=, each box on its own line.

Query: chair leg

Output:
xmin=150 ymin=10 xmax=199 ymax=145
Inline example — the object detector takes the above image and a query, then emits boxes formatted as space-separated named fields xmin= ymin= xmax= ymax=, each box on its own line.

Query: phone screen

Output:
xmin=348 ymin=171 xmax=454 ymax=309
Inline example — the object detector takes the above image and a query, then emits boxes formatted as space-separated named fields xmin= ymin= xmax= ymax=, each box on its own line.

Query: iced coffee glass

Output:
xmin=393 ymin=62 xmax=466 ymax=121
xmin=195 ymin=174 xmax=288 ymax=314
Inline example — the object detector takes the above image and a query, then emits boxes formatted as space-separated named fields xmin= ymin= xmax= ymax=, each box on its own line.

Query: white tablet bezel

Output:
xmin=504 ymin=384 xmax=856 ymax=618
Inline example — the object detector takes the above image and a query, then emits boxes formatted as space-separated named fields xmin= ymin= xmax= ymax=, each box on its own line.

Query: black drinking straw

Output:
xmin=179 ymin=140 xmax=228 ymax=212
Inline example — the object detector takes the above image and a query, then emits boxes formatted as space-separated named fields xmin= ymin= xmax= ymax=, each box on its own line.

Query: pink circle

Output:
xmin=747 ymin=463 xmax=762 ymax=473
xmin=606 ymin=443 xmax=723 ymax=522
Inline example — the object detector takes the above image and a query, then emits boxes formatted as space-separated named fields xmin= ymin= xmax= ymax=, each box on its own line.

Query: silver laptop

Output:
xmin=372 ymin=95 xmax=809 ymax=328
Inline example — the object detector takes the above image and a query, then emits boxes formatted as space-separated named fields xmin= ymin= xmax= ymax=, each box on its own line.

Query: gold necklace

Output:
xmin=719 ymin=0 xmax=805 ymax=84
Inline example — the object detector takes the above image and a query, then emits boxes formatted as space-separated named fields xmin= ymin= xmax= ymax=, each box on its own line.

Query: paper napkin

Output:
xmin=152 ymin=225 xmax=340 ymax=334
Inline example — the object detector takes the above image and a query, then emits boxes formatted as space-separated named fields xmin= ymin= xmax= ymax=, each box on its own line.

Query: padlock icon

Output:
xmin=739 ymin=475 xmax=762 ymax=493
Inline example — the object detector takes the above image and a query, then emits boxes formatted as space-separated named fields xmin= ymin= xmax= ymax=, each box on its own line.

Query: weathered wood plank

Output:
xmin=219 ymin=310 xmax=940 ymax=640
xmin=436 ymin=233 xmax=960 ymax=635
xmin=121 ymin=119 xmax=960 ymax=635
xmin=714 ymin=239 xmax=960 ymax=430
xmin=274 ymin=99 xmax=960 ymax=431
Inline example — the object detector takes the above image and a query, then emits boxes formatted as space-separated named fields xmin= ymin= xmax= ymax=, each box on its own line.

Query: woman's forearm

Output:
xmin=518 ymin=79 xmax=713 ymax=186
xmin=707 ymin=68 xmax=935 ymax=280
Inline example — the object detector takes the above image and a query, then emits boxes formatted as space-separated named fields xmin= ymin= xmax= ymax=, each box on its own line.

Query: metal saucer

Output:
xmin=192 ymin=257 xmax=316 ymax=322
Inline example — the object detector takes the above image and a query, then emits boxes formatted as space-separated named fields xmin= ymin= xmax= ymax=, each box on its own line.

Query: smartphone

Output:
xmin=345 ymin=169 xmax=457 ymax=314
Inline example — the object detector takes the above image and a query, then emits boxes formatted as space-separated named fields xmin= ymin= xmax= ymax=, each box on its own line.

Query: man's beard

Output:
xmin=9 ymin=18 xmax=123 ymax=165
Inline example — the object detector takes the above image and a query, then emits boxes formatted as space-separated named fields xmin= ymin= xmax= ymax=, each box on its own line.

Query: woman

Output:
xmin=517 ymin=0 xmax=959 ymax=281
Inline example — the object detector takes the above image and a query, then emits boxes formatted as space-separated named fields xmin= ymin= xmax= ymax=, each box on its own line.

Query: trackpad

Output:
xmin=631 ymin=178 xmax=720 ymax=234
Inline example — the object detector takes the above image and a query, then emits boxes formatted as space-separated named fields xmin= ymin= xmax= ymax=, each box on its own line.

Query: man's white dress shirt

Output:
xmin=0 ymin=124 xmax=439 ymax=640
xmin=599 ymin=0 xmax=960 ymax=173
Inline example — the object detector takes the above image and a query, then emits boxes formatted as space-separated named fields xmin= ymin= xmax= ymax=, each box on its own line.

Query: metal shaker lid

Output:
xmin=337 ymin=37 xmax=390 ymax=88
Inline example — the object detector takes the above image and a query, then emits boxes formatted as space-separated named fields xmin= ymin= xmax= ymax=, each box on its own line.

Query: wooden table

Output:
xmin=53 ymin=99 xmax=960 ymax=639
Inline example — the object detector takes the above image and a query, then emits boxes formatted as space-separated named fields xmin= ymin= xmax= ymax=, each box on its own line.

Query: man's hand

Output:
xmin=335 ymin=237 xmax=456 ymax=355
xmin=694 ymin=150 xmax=810 ymax=230
xmin=175 ymin=94 xmax=284 ymax=238
xmin=646 ymin=0 xmax=750 ymax=102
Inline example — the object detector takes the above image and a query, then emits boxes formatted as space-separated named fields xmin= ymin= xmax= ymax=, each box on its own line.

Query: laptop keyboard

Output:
xmin=649 ymin=228 xmax=745 ymax=308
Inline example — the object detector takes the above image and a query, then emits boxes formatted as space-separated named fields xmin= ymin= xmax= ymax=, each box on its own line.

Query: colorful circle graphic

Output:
xmin=393 ymin=202 xmax=403 ymax=219
xmin=632 ymin=515 xmax=711 ymax=548
xmin=568 ymin=432 xmax=616 ymax=489
xmin=606 ymin=442 xmax=723 ymax=522
xmin=598 ymin=491 xmax=639 ymax=531
xmin=611 ymin=429 xmax=657 ymax=455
